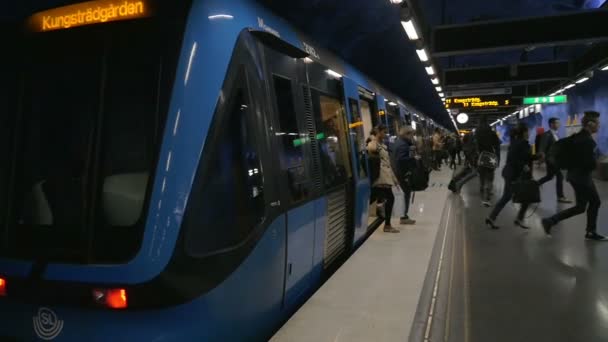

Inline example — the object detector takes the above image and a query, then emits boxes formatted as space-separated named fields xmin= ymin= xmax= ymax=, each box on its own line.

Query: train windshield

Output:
xmin=0 ymin=3 xmax=184 ymax=264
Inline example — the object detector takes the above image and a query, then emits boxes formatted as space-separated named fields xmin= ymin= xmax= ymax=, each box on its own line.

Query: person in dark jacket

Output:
xmin=486 ymin=122 xmax=537 ymax=229
xmin=537 ymin=118 xmax=572 ymax=203
xmin=542 ymin=111 xmax=606 ymax=241
xmin=476 ymin=120 xmax=501 ymax=206
xmin=392 ymin=126 xmax=417 ymax=225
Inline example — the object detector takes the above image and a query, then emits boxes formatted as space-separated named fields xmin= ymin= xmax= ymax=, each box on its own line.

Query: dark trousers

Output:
xmin=537 ymin=163 xmax=565 ymax=198
xmin=478 ymin=167 xmax=495 ymax=201
xmin=548 ymin=180 xmax=600 ymax=232
xmin=398 ymin=178 xmax=412 ymax=218
xmin=449 ymin=151 xmax=457 ymax=169
xmin=375 ymin=187 xmax=395 ymax=226
xmin=451 ymin=166 xmax=477 ymax=191
xmin=433 ymin=150 xmax=442 ymax=169
xmin=490 ymin=177 xmax=529 ymax=221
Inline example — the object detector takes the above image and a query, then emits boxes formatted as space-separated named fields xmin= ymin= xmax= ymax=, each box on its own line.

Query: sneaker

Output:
xmin=383 ymin=226 xmax=401 ymax=233
xmin=541 ymin=218 xmax=553 ymax=236
xmin=514 ymin=219 xmax=530 ymax=230
xmin=400 ymin=217 xmax=416 ymax=225
xmin=558 ymin=197 xmax=573 ymax=204
xmin=585 ymin=232 xmax=607 ymax=241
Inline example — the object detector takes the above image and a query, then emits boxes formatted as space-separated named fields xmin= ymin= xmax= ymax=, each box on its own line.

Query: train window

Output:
xmin=185 ymin=70 xmax=265 ymax=257
xmin=0 ymin=24 xmax=19 ymax=230
xmin=4 ymin=20 xmax=171 ymax=263
xmin=272 ymin=75 xmax=311 ymax=203
xmin=311 ymin=90 xmax=352 ymax=189
xmin=348 ymin=99 xmax=367 ymax=179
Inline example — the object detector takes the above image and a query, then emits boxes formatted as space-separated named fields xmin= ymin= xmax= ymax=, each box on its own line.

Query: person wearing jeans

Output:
xmin=475 ymin=120 xmax=501 ymax=207
xmin=537 ymin=117 xmax=572 ymax=203
xmin=432 ymin=128 xmax=443 ymax=171
xmin=392 ymin=126 xmax=416 ymax=225
xmin=542 ymin=111 xmax=606 ymax=241
xmin=368 ymin=125 xmax=400 ymax=233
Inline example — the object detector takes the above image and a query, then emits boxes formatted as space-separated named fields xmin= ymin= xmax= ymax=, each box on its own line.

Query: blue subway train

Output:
xmin=0 ymin=0 xmax=436 ymax=340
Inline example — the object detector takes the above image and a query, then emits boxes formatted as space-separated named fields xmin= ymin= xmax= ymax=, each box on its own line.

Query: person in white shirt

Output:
xmin=538 ymin=117 xmax=572 ymax=203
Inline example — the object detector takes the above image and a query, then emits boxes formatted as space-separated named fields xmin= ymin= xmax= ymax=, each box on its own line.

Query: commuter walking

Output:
xmin=392 ymin=126 xmax=417 ymax=225
xmin=448 ymin=132 xmax=478 ymax=194
xmin=486 ymin=123 xmax=538 ymax=229
xmin=368 ymin=125 xmax=400 ymax=233
xmin=541 ymin=111 xmax=607 ymax=241
xmin=432 ymin=128 xmax=443 ymax=171
xmin=455 ymin=135 xmax=463 ymax=165
xmin=476 ymin=120 xmax=501 ymax=207
xmin=537 ymin=118 xmax=572 ymax=203
xmin=448 ymin=134 xmax=458 ymax=169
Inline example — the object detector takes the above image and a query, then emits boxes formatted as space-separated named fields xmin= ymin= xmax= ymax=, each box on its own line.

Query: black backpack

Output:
xmin=409 ymin=160 xmax=430 ymax=191
xmin=548 ymin=134 xmax=576 ymax=170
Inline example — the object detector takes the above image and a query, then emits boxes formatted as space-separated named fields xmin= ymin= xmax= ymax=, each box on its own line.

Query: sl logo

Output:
xmin=33 ymin=307 xmax=64 ymax=340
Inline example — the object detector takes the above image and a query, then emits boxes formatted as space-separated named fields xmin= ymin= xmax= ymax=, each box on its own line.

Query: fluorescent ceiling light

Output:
xmin=208 ymin=14 xmax=234 ymax=20
xmin=431 ymin=78 xmax=439 ymax=85
xmin=564 ymin=83 xmax=576 ymax=89
xmin=575 ymin=77 xmax=589 ymax=84
xmin=304 ymin=57 xmax=313 ymax=64
xmin=602 ymin=64 xmax=608 ymax=71
xmin=438 ymin=92 xmax=444 ymax=98
xmin=390 ymin=0 xmax=404 ymax=3
xmin=416 ymin=49 xmax=429 ymax=62
xmin=401 ymin=20 xmax=419 ymax=40
xmin=326 ymin=69 xmax=342 ymax=78
xmin=435 ymin=86 xmax=442 ymax=92
xmin=384 ymin=99 xmax=388 ymax=102
xmin=388 ymin=101 xmax=398 ymax=106
xmin=425 ymin=66 xmax=435 ymax=75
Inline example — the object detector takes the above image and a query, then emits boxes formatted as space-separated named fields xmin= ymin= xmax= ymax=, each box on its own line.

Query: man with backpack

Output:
xmin=475 ymin=120 xmax=501 ymax=207
xmin=542 ymin=111 xmax=606 ymax=241
xmin=537 ymin=118 xmax=572 ymax=203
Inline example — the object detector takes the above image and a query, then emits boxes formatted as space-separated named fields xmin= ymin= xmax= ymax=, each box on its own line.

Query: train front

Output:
xmin=0 ymin=1 xmax=218 ymax=340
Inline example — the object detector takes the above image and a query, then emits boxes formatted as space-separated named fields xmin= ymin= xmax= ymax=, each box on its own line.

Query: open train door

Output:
xmin=341 ymin=78 xmax=372 ymax=246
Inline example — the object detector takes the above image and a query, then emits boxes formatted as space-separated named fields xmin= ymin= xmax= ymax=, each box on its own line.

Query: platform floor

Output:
xmin=271 ymin=168 xmax=454 ymax=342
xmin=451 ymin=165 xmax=608 ymax=342
xmin=273 ymin=158 xmax=608 ymax=342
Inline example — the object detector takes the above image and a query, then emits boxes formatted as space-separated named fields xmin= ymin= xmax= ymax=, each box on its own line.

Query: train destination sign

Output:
xmin=445 ymin=96 xmax=513 ymax=109
xmin=28 ymin=0 xmax=150 ymax=32
xmin=523 ymin=96 xmax=568 ymax=105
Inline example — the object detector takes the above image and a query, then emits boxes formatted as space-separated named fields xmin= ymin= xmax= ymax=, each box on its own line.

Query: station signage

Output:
xmin=445 ymin=95 xmax=513 ymax=109
xmin=523 ymin=96 xmax=567 ymax=105
xmin=28 ymin=0 xmax=150 ymax=32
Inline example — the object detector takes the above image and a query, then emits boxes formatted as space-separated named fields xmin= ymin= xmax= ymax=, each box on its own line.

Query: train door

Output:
xmin=342 ymin=78 xmax=372 ymax=245
xmin=259 ymin=43 xmax=320 ymax=309
xmin=304 ymin=61 xmax=355 ymax=270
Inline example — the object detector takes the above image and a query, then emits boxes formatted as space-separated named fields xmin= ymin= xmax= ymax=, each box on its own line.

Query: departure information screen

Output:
xmin=445 ymin=95 xmax=513 ymax=109
xmin=28 ymin=0 xmax=151 ymax=32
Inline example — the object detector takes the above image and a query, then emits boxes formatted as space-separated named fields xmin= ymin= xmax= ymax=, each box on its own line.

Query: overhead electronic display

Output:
xmin=28 ymin=0 xmax=150 ymax=32
xmin=445 ymin=95 xmax=513 ymax=109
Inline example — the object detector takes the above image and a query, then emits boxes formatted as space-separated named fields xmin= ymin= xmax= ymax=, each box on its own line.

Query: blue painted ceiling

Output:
xmin=5 ymin=0 xmax=606 ymax=127
xmin=259 ymin=0 xmax=606 ymax=128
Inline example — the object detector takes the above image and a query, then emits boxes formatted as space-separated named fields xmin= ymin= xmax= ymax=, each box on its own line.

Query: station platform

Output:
xmin=271 ymin=168 xmax=454 ymax=342
xmin=272 ymin=161 xmax=608 ymax=342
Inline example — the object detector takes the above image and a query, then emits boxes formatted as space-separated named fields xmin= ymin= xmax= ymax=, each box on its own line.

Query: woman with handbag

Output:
xmin=486 ymin=122 xmax=539 ymax=230
xmin=368 ymin=125 xmax=400 ymax=233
